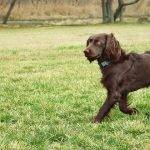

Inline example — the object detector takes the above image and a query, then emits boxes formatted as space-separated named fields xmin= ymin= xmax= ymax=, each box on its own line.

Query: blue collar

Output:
xmin=98 ymin=60 xmax=111 ymax=68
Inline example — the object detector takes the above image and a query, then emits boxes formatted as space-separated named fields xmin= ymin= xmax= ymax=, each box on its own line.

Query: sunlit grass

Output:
xmin=0 ymin=24 xmax=150 ymax=149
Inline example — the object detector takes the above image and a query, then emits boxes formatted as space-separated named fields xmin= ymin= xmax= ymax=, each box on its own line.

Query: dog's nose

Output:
xmin=84 ymin=49 xmax=91 ymax=57
xmin=84 ymin=50 xmax=89 ymax=55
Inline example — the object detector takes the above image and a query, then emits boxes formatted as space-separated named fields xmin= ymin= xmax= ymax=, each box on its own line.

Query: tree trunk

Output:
xmin=106 ymin=0 xmax=114 ymax=23
xmin=101 ymin=0 xmax=113 ymax=23
xmin=3 ymin=0 xmax=17 ymax=24
xmin=102 ymin=0 xmax=108 ymax=23
xmin=114 ymin=0 xmax=124 ymax=21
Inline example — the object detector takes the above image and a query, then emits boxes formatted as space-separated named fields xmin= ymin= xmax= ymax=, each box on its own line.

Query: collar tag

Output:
xmin=99 ymin=61 xmax=111 ymax=67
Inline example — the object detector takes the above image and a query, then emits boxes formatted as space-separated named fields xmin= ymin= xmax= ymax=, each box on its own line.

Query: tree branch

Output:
xmin=123 ymin=0 xmax=140 ymax=6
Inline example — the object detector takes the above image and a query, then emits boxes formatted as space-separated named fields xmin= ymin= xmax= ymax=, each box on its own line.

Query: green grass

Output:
xmin=0 ymin=24 xmax=150 ymax=150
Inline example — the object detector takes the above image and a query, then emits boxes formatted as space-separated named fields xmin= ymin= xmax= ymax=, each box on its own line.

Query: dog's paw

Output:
xmin=93 ymin=116 xmax=100 ymax=123
xmin=129 ymin=107 xmax=139 ymax=115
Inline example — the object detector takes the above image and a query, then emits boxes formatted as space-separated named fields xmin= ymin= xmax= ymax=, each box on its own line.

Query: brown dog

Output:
xmin=84 ymin=33 xmax=150 ymax=123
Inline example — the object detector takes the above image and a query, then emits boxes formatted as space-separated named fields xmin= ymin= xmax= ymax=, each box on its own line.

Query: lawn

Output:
xmin=0 ymin=24 xmax=150 ymax=150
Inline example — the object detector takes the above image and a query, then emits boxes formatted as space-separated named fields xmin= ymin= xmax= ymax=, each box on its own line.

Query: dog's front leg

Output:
xmin=94 ymin=93 xmax=117 ymax=123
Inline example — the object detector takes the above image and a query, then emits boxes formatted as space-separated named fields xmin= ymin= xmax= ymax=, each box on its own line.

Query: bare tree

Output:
xmin=114 ymin=0 xmax=140 ymax=22
xmin=3 ymin=0 xmax=17 ymax=24
xmin=101 ymin=0 xmax=140 ymax=23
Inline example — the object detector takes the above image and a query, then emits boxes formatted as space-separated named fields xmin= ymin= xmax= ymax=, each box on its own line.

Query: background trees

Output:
xmin=0 ymin=0 xmax=148 ymax=24
xmin=101 ymin=0 xmax=140 ymax=23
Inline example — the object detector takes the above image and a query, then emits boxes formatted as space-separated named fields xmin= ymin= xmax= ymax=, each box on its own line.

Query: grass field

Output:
xmin=0 ymin=24 xmax=150 ymax=150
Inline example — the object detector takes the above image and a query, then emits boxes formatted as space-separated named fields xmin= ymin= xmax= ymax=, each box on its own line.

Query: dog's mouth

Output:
xmin=87 ymin=55 xmax=101 ymax=62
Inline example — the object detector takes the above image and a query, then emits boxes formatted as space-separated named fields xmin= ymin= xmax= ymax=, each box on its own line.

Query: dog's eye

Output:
xmin=97 ymin=41 xmax=101 ymax=46
xmin=94 ymin=40 xmax=101 ymax=46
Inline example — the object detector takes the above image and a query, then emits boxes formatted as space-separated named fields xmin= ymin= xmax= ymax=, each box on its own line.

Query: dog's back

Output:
xmin=130 ymin=52 xmax=150 ymax=88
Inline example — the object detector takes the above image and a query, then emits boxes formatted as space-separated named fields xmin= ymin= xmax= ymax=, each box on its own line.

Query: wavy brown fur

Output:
xmin=84 ymin=33 xmax=150 ymax=123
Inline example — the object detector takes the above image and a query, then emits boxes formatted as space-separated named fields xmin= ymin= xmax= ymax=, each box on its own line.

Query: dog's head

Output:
xmin=84 ymin=33 xmax=122 ymax=62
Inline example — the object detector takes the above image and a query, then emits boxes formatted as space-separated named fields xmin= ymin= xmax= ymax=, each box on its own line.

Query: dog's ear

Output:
xmin=105 ymin=33 xmax=122 ymax=62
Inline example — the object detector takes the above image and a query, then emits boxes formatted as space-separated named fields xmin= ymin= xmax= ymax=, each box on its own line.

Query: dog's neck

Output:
xmin=98 ymin=50 xmax=127 ymax=69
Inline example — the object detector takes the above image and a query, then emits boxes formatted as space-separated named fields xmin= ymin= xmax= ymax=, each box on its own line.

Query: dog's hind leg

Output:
xmin=119 ymin=92 xmax=138 ymax=115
